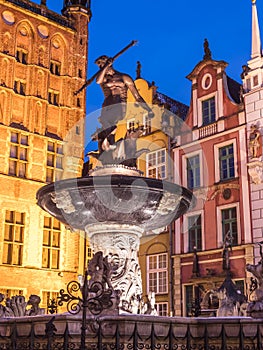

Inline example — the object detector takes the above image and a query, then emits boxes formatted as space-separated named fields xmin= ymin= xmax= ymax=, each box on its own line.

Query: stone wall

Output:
xmin=0 ymin=314 xmax=262 ymax=349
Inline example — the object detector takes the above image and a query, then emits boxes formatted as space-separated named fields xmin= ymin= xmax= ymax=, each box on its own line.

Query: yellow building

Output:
xmin=0 ymin=0 xmax=91 ymax=311
xmin=89 ymin=75 xmax=188 ymax=316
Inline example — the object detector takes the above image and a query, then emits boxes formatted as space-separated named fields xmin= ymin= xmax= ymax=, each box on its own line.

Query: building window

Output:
xmin=16 ymin=49 xmax=28 ymax=64
xmin=78 ymin=69 xmax=82 ymax=78
xmin=187 ymin=155 xmax=200 ymax=189
xmin=219 ymin=144 xmax=234 ymax=180
xmin=50 ymin=61 xmax=61 ymax=75
xmin=253 ymin=75 xmax=258 ymax=87
xmin=188 ymin=215 xmax=202 ymax=252
xmin=202 ymin=97 xmax=215 ymax=125
xmin=185 ymin=285 xmax=193 ymax=317
xmin=0 ymin=288 xmax=23 ymax=298
xmin=147 ymin=253 xmax=168 ymax=294
xmin=221 ymin=207 xmax=238 ymax=246
xmin=144 ymin=114 xmax=152 ymax=134
xmin=234 ymin=279 xmax=245 ymax=295
xmin=3 ymin=211 xmax=24 ymax=266
xmin=156 ymin=302 xmax=168 ymax=316
xmin=147 ymin=148 xmax=166 ymax=179
xmin=14 ymin=80 xmax=26 ymax=95
xmin=86 ymin=246 xmax=93 ymax=266
xmin=46 ymin=141 xmax=63 ymax=182
xmin=127 ymin=118 xmax=135 ymax=131
xmin=42 ymin=217 xmax=61 ymax=269
xmin=9 ymin=132 xmax=28 ymax=178
xmin=48 ymin=90 xmax=59 ymax=106
xmin=41 ymin=290 xmax=59 ymax=311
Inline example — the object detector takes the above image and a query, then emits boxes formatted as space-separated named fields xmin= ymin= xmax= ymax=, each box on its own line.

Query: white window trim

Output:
xmin=182 ymin=150 xmax=203 ymax=189
xmin=197 ymin=92 xmax=217 ymax=127
xmin=143 ymin=113 xmax=152 ymax=133
xmin=146 ymin=253 xmax=168 ymax=295
xmin=214 ymin=138 xmax=237 ymax=183
xmin=146 ymin=147 xmax=167 ymax=179
xmin=127 ymin=118 xmax=135 ymax=130
xmin=216 ymin=202 xmax=241 ymax=248
xmin=156 ymin=302 xmax=168 ymax=316
xmin=183 ymin=210 xmax=204 ymax=253
xmin=183 ymin=284 xmax=193 ymax=317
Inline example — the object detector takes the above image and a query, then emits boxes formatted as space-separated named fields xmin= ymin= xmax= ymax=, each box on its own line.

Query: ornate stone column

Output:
xmin=86 ymin=223 xmax=144 ymax=312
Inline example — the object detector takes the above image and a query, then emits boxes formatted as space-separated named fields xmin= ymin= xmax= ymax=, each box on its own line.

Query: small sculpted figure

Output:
xmin=246 ymin=243 xmax=263 ymax=315
xmin=26 ymin=294 xmax=45 ymax=316
xmin=249 ymin=124 xmax=262 ymax=158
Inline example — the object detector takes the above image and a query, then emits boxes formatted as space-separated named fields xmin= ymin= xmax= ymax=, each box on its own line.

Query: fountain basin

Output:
xmin=36 ymin=175 xmax=194 ymax=232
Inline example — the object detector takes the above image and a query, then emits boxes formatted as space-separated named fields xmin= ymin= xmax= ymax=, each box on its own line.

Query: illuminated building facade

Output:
xmin=0 ymin=0 xmax=91 ymax=310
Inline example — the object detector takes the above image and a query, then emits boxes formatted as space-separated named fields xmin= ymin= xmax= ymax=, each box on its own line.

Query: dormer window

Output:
xmin=202 ymin=97 xmax=215 ymax=125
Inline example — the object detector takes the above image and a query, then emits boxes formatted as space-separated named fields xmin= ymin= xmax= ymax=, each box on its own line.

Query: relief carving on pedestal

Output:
xmin=90 ymin=232 xmax=142 ymax=313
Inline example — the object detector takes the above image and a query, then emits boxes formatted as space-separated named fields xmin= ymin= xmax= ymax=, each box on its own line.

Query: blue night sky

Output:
xmin=43 ymin=0 xmax=259 ymax=141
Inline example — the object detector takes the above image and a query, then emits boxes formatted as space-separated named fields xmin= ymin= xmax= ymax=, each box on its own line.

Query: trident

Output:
xmin=74 ymin=40 xmax=138 ymax=95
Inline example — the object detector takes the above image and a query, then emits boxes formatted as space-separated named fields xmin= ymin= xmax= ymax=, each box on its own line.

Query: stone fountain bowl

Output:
xmin=36 ymin=175 xmax=195 ymax=231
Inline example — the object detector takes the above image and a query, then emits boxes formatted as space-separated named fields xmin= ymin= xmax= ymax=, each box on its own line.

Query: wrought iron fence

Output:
xmin=0 ymin=315 xmax=263 ymax=350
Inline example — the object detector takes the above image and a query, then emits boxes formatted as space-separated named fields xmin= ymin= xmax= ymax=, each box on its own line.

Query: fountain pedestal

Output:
xmin=87 ymin=223 xmax=143 ymax=312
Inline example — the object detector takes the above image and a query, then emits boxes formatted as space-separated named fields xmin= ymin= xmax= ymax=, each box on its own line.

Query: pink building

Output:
xmin=172 ymin=40 xmax=253 ymax=316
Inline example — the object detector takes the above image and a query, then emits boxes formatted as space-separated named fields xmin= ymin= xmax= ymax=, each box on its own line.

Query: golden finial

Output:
xmin=252 ymin=0 xmax=256 ymax=4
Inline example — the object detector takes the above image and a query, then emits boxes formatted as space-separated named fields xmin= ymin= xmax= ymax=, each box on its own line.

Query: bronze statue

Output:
xmin=136 ymin=61 xmax=141 ymax=79
xmin=95 ymin=55 xmax=153 ymax=128
xmin=89 ymin=54 xmax=153 ymax=166
xmin=222 ymin=230 xmax=233 ymax=271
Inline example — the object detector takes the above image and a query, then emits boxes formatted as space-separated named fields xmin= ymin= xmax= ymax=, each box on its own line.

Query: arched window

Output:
xmin=15 ymin=22 xmax=34 ymax=64
xmin=50 ymin=35 xmax=66 ymax=75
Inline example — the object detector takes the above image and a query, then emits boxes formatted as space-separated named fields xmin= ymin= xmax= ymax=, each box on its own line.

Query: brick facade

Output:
xmin=0 ymin=0 xmax=91 ymax=311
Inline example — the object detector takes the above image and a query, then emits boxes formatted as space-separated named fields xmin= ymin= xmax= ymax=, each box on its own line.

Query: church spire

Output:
xmin=251 ymin=0 xmax=262 ymax=59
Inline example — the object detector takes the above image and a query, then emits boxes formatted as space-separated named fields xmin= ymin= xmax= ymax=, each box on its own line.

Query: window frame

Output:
xmin=147 ymin=253 xmax=168 ymax=295
xmin=183 ymin=210 xmax=204 ymax=253
xmin=156 ymin=302 xmax=168 ymax=316
xmin=143 ymin=113 xmax=152 ymax=134
xmin=184 ymin=284 xmax=194 ymax=317
xmin=146 ymin=148 xmax=167 ymax=179
xmin=16 ymin=48 xmax=28 ymax=64
xmin=50 ymin=60 xmax=61 ymax=76
xmin=46 ymin=141 xmax=64 ymax=183
xmin=182 ymin=150 xmax=203 ymax=189
xmin=216 ymin=203 xmax=241 ymax=247
xmin=214 ymin=139 xmax=237 ymax=183
xmin=8 ymin=131 xmax=29 ymax=178
xmin=3 ymin=210 xmax=25 ymax=266
xmin=127 ymin=118 xmax=135 ymax=131
xmin=42 ymin=216 xmax=61 ymax=270
xmin=14 ymin=79 xmax=26 ymax=95
xmin=48 ymin=90 xmax=60 ymax=106
xmin=202 ymin=96 xmax=216 ymax=125
xmin=41 ymin=290 xmax=59 ymax=311
xmin=188 ymin=214 xmax=202 ymax=252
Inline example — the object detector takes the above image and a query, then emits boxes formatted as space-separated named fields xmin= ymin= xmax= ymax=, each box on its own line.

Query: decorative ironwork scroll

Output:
xmin=57 ymin=280 xmax=114 ymax=316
